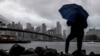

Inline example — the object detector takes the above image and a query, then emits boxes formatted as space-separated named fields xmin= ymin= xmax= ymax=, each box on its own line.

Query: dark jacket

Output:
xmin=67 ymin=18 xmax=88 ymax=29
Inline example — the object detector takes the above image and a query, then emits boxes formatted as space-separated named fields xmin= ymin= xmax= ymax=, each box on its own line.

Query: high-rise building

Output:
xmin=16 ymin=22 xmax=23 ymax=40
xmin=63 ymin=30 xmax=67 ymax=40
xmin=42 ymin=23 xmax=46 ymax=33
xmin=24 ymin=23 xmax=34 ymax=41
xmin=41 ymin=23 xmax=47 ymax=40
xmin=47 ymin=29 xmax=55 ymax=40
xmin=86 ymin=28 xmax=100 ymax=39
xmin=15 ymin=22 xmax=23 ymax=30
xmin=55 ymin=22 xmax=62 ymax=37
xmin=6 ymin=24 xmax=12 ymax=36
xmin=34 ymin=26 xmax=41 ymax=40
xmin=8 ymin=22 xmax=16 ymax=36
xmin=26 ymin=23 xmax=32 ymax=30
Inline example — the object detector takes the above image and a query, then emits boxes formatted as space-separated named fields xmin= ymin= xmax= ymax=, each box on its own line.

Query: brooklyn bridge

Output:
xmin=0 ymin=27 xmax=63 ymax=41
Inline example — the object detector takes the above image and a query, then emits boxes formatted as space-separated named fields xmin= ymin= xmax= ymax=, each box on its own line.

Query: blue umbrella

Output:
xmin=59 ymin=4 xmax=89 ymax=22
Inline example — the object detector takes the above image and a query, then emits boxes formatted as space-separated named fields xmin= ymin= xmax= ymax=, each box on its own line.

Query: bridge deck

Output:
xmin=0 ymin=28 xmax=62 ymax=39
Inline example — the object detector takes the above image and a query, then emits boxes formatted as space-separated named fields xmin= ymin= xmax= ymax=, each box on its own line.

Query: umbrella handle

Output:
xmin=67 ymin=21 xmax=72 ymax=26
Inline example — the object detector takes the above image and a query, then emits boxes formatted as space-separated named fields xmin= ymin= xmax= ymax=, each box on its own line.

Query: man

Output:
xmin=65 ymin=15 xmax=88 ymax=54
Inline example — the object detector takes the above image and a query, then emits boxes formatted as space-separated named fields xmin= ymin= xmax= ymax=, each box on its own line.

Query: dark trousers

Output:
xmin=65 ymin=28 xmax=84 ymax=53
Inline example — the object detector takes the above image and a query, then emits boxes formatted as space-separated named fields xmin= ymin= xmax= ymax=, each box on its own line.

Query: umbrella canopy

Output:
xmin=59 ymin=4 xmax=89 ymax=22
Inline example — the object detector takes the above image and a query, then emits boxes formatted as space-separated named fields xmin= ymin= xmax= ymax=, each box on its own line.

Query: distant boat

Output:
xmin=0 ymin=40 xmax=31 ymax=43
xmin=88 ymin=41 xmax=94 ymax=44
xmin=0 ymin=35 xmax=31 ymax=43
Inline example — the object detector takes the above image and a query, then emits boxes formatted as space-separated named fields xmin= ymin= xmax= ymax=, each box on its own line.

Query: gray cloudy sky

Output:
xmin=0 ymin=0 xmax=100 ymax=31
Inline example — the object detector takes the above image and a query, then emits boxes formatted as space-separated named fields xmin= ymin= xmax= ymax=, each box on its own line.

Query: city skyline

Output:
xmin=0 ymin=20 xmax=65 ymax=41
xmin=0 ymin=0 xmax=100 ymax=40
xmin=6 ymin=21 xmax=63 ymax=34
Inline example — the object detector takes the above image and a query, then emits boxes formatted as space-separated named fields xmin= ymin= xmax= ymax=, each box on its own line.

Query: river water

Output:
xmin=0 ymin=41 xmax=100 ymax=54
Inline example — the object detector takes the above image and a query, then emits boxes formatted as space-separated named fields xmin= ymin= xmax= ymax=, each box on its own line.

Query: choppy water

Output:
xmin=0 ymin=41 xmax=100 ymax=54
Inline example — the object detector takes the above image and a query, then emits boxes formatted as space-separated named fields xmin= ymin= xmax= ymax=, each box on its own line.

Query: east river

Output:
xmin=0 ymin=41 xmax=100 ymax=54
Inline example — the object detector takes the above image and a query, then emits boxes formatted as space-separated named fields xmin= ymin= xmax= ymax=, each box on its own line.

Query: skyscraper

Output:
xmin=35 ymin=26 xmax=41 ymax=40
xmin=63 ymin=30 xmax=67 ymax=40
xmin=6 ymin=23 xmax=12 ymax=35
xmin=42 ymin=23 xmax=46 ymax=33
xmin=41 ymin=23 xmax=47 ymax=40
xmin=55 ymin=22 xmax=62 ymax=37
xmin=24 ymin=23 xmax=34 ymax=41
xmin=47 ymin=29 xmax=55 ymax=41
xmin=16 ymin=22 xmax=23 ymax=40
xmin=86 ymin=28 xmax=100 ymax=40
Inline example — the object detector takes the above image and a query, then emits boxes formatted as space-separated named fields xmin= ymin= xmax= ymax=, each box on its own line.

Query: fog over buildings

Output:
xmin=0 ymin=16 xmax=65 ymax=41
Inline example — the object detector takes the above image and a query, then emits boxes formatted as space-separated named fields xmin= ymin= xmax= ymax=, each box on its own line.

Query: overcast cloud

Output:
xmin=0 ymin=0 xmax=100 ymax=33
